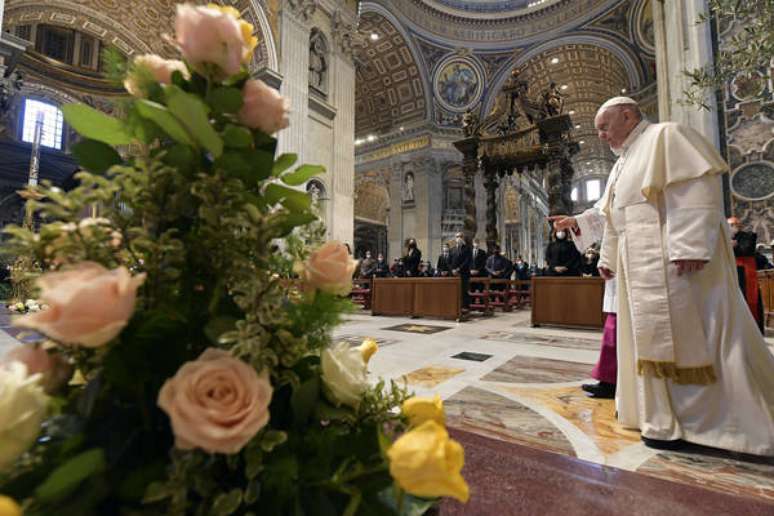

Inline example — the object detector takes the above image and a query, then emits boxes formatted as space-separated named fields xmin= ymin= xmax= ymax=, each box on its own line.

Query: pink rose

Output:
xmin=13 ymin=262 xmax=146 ymax=348
xmin=124 ymin=54 xmax=189 ymax=97
xmin=2 ymin=345 xmax=73 ymax=394
xmin=175 ymin=4 xmax=254 ymax=80
xmin=298 ymin=241 xmax=358 ymax=296
xmin=157 ymin=348 xmax=272 ymax=454
xmin=238 ymin=79 xmax=290 ymax=134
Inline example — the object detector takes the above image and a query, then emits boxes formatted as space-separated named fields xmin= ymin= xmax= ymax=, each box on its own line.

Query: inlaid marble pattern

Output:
xmin=637 ymin=451 xmax=774 ymax=502
xmin=403 ymin=365 xmax=465 ymax=388
xmin=382 ymin=323 xmax=454 ymax=334
xmin=499 ymin=385 xmax=641 ymax=455
xmin=481 ymin=355 xmax=591 ymax=383
xmin=481 ymin=330 xmax=601 ymax=351
xmin=444 ymin=386 xmax=576 ymax=456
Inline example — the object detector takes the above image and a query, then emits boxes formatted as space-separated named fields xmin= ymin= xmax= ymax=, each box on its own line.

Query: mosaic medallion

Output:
xmin=434 ymin=57 xmax=483 ymax=112
xmin=731 ymin=72 xmax=766 ymax=102
xmin=731 ymin=162 xmax=774 ymax=201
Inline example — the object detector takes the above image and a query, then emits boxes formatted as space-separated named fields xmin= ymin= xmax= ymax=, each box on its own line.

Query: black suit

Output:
xmin=436 ymin=253 xmax=451 ymax=276
xmin=450 ymin=242 xmax=473 ymax=307
xmin=471 ymin=247 xmax=487 ymax=292
xmin=374 ymin=260 xmax=389 ymax=278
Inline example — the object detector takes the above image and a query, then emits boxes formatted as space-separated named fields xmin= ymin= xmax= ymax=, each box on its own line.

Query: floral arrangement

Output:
xmin=0 ymin=4 xmax=468 ymax=515
xmin=5 ymin=299 xmax=45 ymax=315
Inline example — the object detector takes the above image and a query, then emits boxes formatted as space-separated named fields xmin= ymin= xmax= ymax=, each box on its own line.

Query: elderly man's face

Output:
xmin=595 ymin=107 xmax=638 ymax=151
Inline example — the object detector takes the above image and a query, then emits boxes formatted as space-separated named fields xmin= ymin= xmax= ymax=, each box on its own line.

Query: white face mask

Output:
xmin=556 ymin=231 xmax=566 ymax=240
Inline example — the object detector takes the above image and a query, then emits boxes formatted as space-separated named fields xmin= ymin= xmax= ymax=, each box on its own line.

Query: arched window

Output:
xmin=308 ymin=29 xmax=329 ymax=96
xmin=586 ymin=178 xmax=601 ymax=202
xmin=20 ymin=98 xmax=64 ymax=150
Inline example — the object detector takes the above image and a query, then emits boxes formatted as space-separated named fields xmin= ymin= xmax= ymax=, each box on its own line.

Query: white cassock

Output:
xmin=598 ymin=120 xmax=774 ymax=456
xmin=573 ymin=200 xmax=616 ymax=314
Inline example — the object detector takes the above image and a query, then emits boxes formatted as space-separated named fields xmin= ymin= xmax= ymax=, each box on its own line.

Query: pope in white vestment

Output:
xmin=594 ymin=98 xmax=774 ymax=455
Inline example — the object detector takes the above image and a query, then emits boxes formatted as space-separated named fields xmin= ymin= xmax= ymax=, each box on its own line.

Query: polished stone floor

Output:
xmin=2 ymin=308 xmax=773 ymax=512
xmin=333 ymin=310 xmax=774 ymax=508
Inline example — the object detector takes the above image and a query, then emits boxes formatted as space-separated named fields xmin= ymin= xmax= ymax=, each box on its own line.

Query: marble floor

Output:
xmin=332 ymin=310 xmax=774 ymax=507
xmin=2 ymin=308 xmax=773 ymax=511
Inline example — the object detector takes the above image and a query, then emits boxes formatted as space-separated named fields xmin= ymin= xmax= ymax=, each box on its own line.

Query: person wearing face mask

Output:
xmin=470 ymin=239 xmax=488 ymax=291
xmin=574 ymin=96 xmax=774 ymax=454
xmin=545 ymin=228 xmax=581 ymax=276
xmin=485 ymin=245 xmax=512 ymax=292
xmin=729 ymin=217 xmax=764 ymax=332
xmin=403 ymin=238 xmax=422 ymax=277
xmin=436 ymin=243 xmax=452 ymax=277
xmin=450 ymin=232 xmax=473 ymax=309
xmin=360 ymin=250 xmax=377 ymax=278
xmin=580 ymin=248 xmax=600 ymax=277
xmin=374 ymin=253 xmax=389 ymax=278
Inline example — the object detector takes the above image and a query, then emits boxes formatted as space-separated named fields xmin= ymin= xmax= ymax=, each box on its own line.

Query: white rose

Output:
xmin=0 ymin=362 xmax=49 ymax=471
xmin=320 ymin=341 xmax=377 ymax=409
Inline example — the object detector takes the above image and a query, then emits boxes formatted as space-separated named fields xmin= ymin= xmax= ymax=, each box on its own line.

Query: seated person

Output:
xmin=374 ymin=253 xmax=390 ymax=277
xmin=390 ymin=259 xmax=406 ymax=278
xmin=580 ymin=247 xmax=600 ymax=277
xmin=360 ymin=251 xmax=377 ymax=278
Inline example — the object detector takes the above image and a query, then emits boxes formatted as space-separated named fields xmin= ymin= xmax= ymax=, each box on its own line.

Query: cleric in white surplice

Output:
xmin=594 ymin=97 xmax=774 ymax=455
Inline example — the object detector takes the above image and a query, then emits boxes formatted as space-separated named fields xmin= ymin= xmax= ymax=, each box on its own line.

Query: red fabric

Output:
xmin=736 ymin=256 xmax=761 ymax=326
xmin=591 ymin=313 xmax=617 ymax=384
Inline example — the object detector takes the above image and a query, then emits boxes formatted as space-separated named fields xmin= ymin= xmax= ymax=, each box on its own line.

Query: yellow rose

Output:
xmin=387 ymin=420 xmax=469 ymax=503
xmin=357 ymin=338 xmax=378 ymax=363
xmin=207 ymin=3 xmax=257 ymax=62
xmin=0 ymin=496 xmax=22 ymax=516
xmin=402 ymin=395 xmax=445 ymax=427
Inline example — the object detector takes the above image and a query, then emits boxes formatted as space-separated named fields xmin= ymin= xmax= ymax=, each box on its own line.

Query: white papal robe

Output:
xmin=598 ymin=120 xmax=774 ymax=456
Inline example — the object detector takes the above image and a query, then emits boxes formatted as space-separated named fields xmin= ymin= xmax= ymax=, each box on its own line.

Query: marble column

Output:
xmin=329 ymin=46 xmax=356 ymax=246
xmin=453 ymin=138 xmax=479 ymax=240
xmin=483 ymin=168 xmax=499 ymax=251
xmin=276 ymin=2 xmax=316 ymax=160
xmin=653 ymin=0 xmax=720 ymax=145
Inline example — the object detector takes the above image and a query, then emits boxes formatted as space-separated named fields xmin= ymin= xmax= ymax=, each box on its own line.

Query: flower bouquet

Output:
xmin=5 ymin=299 xmax=44 ymax=315
xmin=0 ymin=4 xmax=468 ymax=515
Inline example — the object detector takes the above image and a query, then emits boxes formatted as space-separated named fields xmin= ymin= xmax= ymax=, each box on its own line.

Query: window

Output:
xmin=586 ymin=179 xmax=601 ymax=202
xmin=14 ymin=25 xmax=32 ymax=42
xmin=35 ymin=25 xmax=75 ymax=64
xmin=21 ymin=99 xmax=64 ymax=150
xmin=571 ymin=186 xmax=579 ymax=202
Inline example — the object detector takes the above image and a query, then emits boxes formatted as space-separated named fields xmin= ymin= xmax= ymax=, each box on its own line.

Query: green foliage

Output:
xmin=683 ymin=0 xmax=774 ymax=108
xmin=0 ymin=28 xmax=421 ymax=515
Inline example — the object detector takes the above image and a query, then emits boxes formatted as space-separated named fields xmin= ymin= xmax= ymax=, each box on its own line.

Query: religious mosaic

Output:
xmin=434 ymin=57 xmax=483 ymax=112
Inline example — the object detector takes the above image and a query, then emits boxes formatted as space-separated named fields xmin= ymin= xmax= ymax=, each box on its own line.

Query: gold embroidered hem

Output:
xmin=637 ymin=360 xmax=717 ymax=385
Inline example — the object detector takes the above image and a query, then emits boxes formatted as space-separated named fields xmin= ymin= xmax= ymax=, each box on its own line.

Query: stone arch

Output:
xmin=355 ymin=178 xmax=391 ymax=225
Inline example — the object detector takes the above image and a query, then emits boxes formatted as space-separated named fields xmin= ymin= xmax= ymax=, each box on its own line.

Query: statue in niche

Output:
xmin=307 ymin=180 xmax=324 ymax=206
xmin=542 ymin=81 xmax=565 ymax=117
xmin=309 ymin=31 xmax=328 ymax=94
xmin=403 ymin=172 xmax=415 ymax=203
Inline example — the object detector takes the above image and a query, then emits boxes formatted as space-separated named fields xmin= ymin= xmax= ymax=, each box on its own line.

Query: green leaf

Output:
xmin=264 ymin=183 xmax=311 ymax=213
xmin=35 ymin=448 xmax=106 ymax=503
xmin=314 ymin=401 xmax=357 ymax=424
xmin=244 ymin=479 xmax=261 ymax=505
xmin=214 ymin=151 xmax=253 ymax=182
xmin=275 ymin=212 xmax=318 ymax=237
xmin=260 ymin=430 xmax=288 ymax=452
xmin=136 ymin=99 xmax=195 ymax=146
xmin=165 ymin=85 xmax=223 ymax=158
xmin=212 ymin=489 xmax=243 ymax=516
xmin=204 ymin=316 xmax=238 ymax=344
xmin=61 ymin=104 xmax=133 ymax=145
xmin=71 ymin=139 xmax=122 ymax=174
xmin=281 ymin=164 xmax=325 ymax=186
xmin=291 ymin=376 xmax=320 ymax=426
xmin=272 ymin=153 xmax=298 ymax=177
xmin=207 ymin=87 xmax=244 ymax=113
xmin=222 ymin=125 xmax=253 ymax=148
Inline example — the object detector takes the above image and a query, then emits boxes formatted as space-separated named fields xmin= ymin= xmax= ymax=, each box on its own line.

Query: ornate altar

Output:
xmin=454 ymin=68 xmax=579 ymax=250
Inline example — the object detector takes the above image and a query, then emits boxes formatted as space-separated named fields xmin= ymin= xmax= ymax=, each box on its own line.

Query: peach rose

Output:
xmin=2 ymin=344 xmax=73 ymax=394
xmin=124 ymin=54 xmax=189 ymax=97
xmin=238 ymin=79 xmax=290 ymax=135
xmin=157 ymin=348 xmax=272 ymax=454
xmin=175 ymin=3 xmax=256 ymax=80
xmin=13 ymin=262 xmax=146 ymax=348
xmin=298 ymin=241 xmax=358 ymax=296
